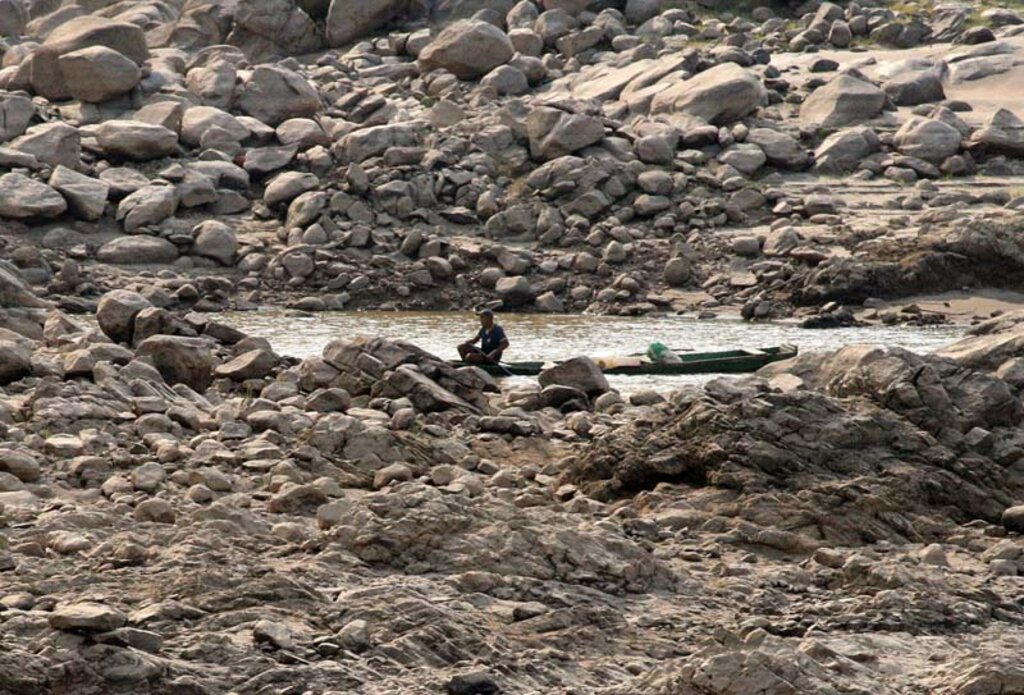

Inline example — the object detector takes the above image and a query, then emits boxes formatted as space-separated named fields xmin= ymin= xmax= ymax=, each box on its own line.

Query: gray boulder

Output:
xmin=9 ymin=122 xmax=80 ymax=169
xmin=650 ymin=63 xmax=765 ymax=125
xmin=0 ymin=340 xmax=30 ymax=385
xmin=883 ymin=68 xmax=945 ymax=106
xmin=116 ymin=185 xmax=178 ymax=232
xmin=264 ymin=171 xmax=319 ymax=207
xmin=326 ymin=0 xmax=407 ymax=48
xmin=419 ymin=19 xmax=515 ymax=79
xmin=0 ymin=173 xmax=66 ymax=220
xmin=180 ymin=106 xmax=249 ymax=147
xmin=0 ymin=94 xmax=34 ymax=143
xmin=192 ymin=221 xmax=237 ymax=265
xmin=57 ymin=46 xmax=140 ymax=103
xmin=0 ymin=0 xmax=27 ymax=37
xmin=92 ymin=120 xmax=178 ymax=161
xmin=236 ymin=65 xmax=321 ymax=127
xmin=97 ymin=236 xmax=179 ymax=265
xmin=813 ymin=127 xmax=880 ymax=174
xmin=746 ymin=128 xmax=808 ymax=170
xmin=539 ymin=356 xmax=609 ymax=396
xmin=527 ymin=106 xmax=604 ymax=161
xmin=893 ymin=117 xmax=962 ymax=163
xmin=495 ymin=275 xmax=535 ymax=307
xmin=800 ymin=74 xmax=886 ymax=128
xmin=49 ymin=166 xmax=109 ymax=221
xmin=663 ymin=257 xmax=691 ymax=286
xmin=96 ymin=289 xmax=152 ymax=344
xmin=136 ymin=335 xmax=215 ymax=392
xmin=968 ymin=108 xmax=1024 ymax=157
xmin=27 ymin=17 xmax=148 ymax=101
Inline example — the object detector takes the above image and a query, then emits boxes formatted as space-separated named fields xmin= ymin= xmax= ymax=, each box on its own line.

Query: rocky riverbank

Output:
xmin=3 ymin=0 xmax=1024 ymax=693
xmin=2 ymin=0 xmax=1024 ymax=324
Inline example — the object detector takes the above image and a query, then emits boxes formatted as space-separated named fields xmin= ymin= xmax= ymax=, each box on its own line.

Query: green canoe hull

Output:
xmin=450 ymin=345 xmax=797 ymax=377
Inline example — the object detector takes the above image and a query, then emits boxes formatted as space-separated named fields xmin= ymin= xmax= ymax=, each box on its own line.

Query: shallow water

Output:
xmin=219 ymin=310 xmax=967 ymax=393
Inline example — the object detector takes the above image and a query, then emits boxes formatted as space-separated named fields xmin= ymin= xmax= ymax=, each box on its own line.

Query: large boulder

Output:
xmin=0 ymin=173 xmax=66 ymax=220
xmin=136 ymin=335 xmax=215 ymax=392
xmin=650 ymin=63 xmax=766 ymax=125
xmin=800 ymin=74 xmax=886 ymax=128
xmin=96 ymin=290 xmax=152 ymax=344
xmin=326 ymin=0 xmax=407 ymax=48
xmin=236 ymin=65 xmax=321 ymax=127
xmin=418 ymin=20 xmax=515 ymax=80
xmin=92 ymin=121 xmax=179 ymax=161
xmin=539 ymin=356 xmax=609 ymax=397
xmin=97 ymin=236 xmax=180 ymax=265
xmin=57 ymin=46 xmax=140 ymax=103
xmin=49 ymin=166 xmax=109 ymax=221
xmin=813 ymin=127 xmax=880 ymax=174
xmin=893 ymin=117 xmax=962 ymax=163
xmin=27 ymin=16 xmax=148 ymax=101
xmin=116 ymin=185 xmax=178 ymax=232
xmin=527 ymin=105 xmax=604 ymax=161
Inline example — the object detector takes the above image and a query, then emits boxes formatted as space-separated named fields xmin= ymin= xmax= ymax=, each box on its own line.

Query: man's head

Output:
xmin=478 ymin=308 xmax=494 ymax=328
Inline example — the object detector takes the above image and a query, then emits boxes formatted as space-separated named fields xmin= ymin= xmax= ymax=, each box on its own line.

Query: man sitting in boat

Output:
xmin=458 ymin=309 xmax=509 ymax=365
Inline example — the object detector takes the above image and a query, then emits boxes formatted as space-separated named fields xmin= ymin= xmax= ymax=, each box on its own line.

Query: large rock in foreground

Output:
xmin=650 ymin=63 xmax=765 ymax=125
xmin=418 ymin=20 xmax=515 ymax=79
xmin=539 ymin=357 xmax=609 ymax=397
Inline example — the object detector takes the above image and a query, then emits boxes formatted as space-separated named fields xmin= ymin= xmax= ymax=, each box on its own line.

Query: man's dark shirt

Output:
xmin=479 ymin=325 xmax=507 ymax=354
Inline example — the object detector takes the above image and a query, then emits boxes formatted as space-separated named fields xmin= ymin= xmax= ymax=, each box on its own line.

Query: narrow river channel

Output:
xmin=218 ymin=310 xmax=967 ymax=392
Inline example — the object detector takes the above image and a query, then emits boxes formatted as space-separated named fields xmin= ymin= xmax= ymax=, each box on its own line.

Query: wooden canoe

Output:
xmin=450 ymin=344 xmax=797 ymax=377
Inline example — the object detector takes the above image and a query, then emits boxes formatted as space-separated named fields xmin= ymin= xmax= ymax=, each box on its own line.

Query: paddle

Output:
xmin=484 ymin=354 xmax=514 ymax=378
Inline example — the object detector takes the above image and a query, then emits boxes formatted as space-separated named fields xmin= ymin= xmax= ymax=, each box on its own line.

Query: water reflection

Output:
xmin=218 ymin=310 xmax=966 ymax=393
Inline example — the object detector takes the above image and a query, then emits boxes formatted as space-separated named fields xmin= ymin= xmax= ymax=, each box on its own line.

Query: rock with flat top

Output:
xmin=93 ymin=121 xmax=178 ymax=161
xmin=49 ymin=603 xmax=127 ymax=632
